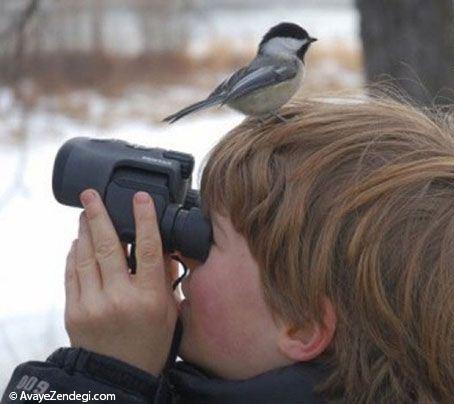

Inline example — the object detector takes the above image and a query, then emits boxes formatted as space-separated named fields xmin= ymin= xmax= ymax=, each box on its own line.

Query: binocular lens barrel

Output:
xmin=52 ymin=137 xmax=212 ymax=263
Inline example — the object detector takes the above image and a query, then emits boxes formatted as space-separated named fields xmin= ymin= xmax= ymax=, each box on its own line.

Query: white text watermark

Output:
xmin=9 ymin=390 xmax=115 ymax=402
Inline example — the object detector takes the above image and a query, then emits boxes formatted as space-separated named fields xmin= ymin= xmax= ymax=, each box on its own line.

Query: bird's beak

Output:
xmin=309 ymin=37 xmax=318 ymax=43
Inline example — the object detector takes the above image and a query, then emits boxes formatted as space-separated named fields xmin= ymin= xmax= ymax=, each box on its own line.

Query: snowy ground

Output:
xmin=0 ymin=3 xmax=359 ymax=391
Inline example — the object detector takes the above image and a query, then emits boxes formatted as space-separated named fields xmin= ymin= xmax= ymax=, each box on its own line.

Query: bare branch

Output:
xmin=0 ymin=0 xmax=41 ymax=42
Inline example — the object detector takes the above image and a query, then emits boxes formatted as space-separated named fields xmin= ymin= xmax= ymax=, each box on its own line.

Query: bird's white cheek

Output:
xmin=262 ymin=37 xmax=307 ymax=55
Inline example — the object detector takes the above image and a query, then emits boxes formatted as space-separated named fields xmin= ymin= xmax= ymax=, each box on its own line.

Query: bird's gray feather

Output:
xmin=211 ymin=58 xmax=298 ymax=104
xmin=223 ymin=62 xmax=298 ymax=103
xmin=162 ymin=95 xmax=224 ymax=123
xmin=208 ymin=66 xmax=252 ymax=98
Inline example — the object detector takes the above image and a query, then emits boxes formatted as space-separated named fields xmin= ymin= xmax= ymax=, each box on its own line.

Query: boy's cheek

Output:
xmin=187 ymin=272 xmax=242 ymax=353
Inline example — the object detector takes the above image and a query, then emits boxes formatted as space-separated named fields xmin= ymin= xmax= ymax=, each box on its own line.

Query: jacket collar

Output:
xmin=167 ymin=360 xmax=326 ymax=403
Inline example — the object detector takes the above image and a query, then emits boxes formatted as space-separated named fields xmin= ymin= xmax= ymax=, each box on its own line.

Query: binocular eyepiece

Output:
xmin=52 ymin=137 xmax=212 ymax=265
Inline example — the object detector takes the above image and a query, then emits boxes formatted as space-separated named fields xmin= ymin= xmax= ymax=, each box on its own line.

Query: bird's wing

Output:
xmin=221 ymin=60 xmax=299 ymax=103
xmin=208 ymin=66 xmax=252 ymax=98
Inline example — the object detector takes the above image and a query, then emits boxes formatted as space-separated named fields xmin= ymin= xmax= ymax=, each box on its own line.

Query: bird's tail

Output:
xmin=162 ymin=96 xmax=223 ymax=124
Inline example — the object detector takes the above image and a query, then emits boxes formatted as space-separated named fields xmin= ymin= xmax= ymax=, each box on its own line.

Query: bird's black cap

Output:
xmin=259 ymin=22 xmax=311 ymax=47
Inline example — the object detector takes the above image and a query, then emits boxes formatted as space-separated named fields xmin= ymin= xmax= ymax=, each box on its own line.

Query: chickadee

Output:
xmin=163 ymin=22 xmax=317 ymax=123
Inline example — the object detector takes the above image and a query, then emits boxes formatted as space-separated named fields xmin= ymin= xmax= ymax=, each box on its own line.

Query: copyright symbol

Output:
xmin=9 ymin=391 xmax=17 ymax=400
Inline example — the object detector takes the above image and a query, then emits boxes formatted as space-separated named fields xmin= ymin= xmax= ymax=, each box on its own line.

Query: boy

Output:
xmin=2 ymin=96 xmax=453 ymax=403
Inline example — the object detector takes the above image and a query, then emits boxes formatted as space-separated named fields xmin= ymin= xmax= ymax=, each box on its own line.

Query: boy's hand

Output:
xmin=64 ymin=189 xmax=178 ymax=376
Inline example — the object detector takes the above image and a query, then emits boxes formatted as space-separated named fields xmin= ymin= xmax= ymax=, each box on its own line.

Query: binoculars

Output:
xmin=52 ymin=137 xmax=212 ymax=266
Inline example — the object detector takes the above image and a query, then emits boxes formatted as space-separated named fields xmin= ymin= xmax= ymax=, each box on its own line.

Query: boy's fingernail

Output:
xmin=80 ymin=189 xmax=96 ymax=207
xmin=79 ymin=213 xmax=87 ymax=232
xmin=135 ymin=191 xmax=151 ymax=204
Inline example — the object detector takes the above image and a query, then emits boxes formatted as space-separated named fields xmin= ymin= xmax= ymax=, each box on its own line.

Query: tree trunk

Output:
xmin=356 ymin=0 xmax=454 ymax=106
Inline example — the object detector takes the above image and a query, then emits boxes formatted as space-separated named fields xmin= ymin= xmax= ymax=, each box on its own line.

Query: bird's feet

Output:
xmin=252 ymin=111 xmax=288 ymax=126
xmin=270 ymin=111 xmax=289 ymax=123
xmin=257 ymin=116 xmax=267 ymax=126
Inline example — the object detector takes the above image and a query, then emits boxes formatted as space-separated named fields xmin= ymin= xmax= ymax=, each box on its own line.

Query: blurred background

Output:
xmin=0 ymin=0 xmax=452 ymax=390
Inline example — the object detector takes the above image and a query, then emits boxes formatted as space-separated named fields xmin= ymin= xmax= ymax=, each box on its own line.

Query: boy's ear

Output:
xmin=277 ymin=298 xmax=336 ymax=362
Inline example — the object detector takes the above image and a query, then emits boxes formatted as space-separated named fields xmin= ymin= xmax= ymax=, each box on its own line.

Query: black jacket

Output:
xmin=1 ymin=347 xmax=326 ymax=403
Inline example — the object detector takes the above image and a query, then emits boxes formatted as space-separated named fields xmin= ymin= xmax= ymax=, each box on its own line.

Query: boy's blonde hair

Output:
xmin=200 ymin=95 xmax=454 ymax=402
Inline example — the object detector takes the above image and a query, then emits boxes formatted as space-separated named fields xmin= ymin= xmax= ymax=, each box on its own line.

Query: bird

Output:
xmin=163 ymin=22 xmax=317 ymax=124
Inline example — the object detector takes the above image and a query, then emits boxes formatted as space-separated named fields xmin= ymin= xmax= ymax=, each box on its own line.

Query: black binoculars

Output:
xmin=52 ymin=137 xmax=212 ymax=266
